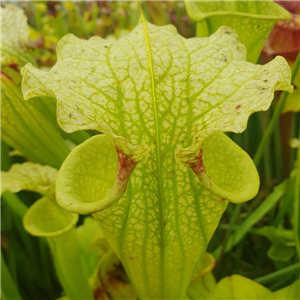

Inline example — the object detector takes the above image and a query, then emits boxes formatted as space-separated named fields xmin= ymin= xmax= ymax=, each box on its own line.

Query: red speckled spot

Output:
xmin=8 ymin=63 xmax=19 ymax=72
xmin=188 ymin=147 xmax=206 ymax=175
xmin=1 ymin=70 xmax=13 ymax=81
xmin=116 ymin=147 xmax=137 ymax=183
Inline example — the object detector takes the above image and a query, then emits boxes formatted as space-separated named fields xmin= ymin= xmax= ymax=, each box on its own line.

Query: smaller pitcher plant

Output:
xmin=1 ymin=163 xmax=93 ymax=300
xmin=19 ymin=9 xmax=294 ymax=300
xmin=1 ymin=162 xmax=138 ymax=299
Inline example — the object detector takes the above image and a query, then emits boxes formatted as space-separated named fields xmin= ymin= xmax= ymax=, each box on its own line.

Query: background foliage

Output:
xmin=1 ymin=1 xmax=299 ymax=299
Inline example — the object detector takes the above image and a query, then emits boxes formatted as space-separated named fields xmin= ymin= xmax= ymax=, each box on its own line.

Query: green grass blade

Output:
xmin=254 ymin=263 xmax=300 ymax=285
xmin=294 ymin=129 xmax=300 ymax=261
xmin=1 ymin=192 xmax=28 ymax=219
xmin=213 ymin=187 xmax=284 ymax=257
xmin=1 ymin=252 xmax=23 ymax=300
xmin=1 ymin=141 xmax=11 ymax=172
xmin=215 ymin=203 xmax=241 ymax=263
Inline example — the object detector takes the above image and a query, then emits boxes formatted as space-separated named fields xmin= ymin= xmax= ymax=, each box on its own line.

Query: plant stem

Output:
xmin=1 ymin=141 xmax=11 ymax=171
xmin=48 ymin=229 xmax=94 ymax=300
xmin=254 ymin=263 xmax=300 ymax=285
xmin=294 ymin=129 xmax=300 ymax=261
xmin=23 ymin=198 xmax=94 ymax=300
xmin=273 ymin=120 xmax=282 ymax=183
xmin=215 ymin=204 xmax=241 ymax=266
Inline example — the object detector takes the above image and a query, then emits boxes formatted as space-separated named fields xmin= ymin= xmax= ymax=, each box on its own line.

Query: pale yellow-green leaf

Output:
xmin=91 ymin=251 xmax=137 ymax=300
xmin=0 ymin=4 xmax=33 ymax=66
xmin=56 ymin=130 xmax=228 ymax=299
xmin=23 ymin=197 xmax=93 ymax=300
xmin=267 ymin=243 xmax=295 ymax=262
xmin=185 ymin=1 xmax=290 ymax=63
xmin=0 ymin=4 xmax=29 ymax=51
xmin=191 ymin=133 xmax=259 ymax=203
xmin=187 ymin=272 xmax=216 ymax=300
xmin=269 ymin=279 xmax=299 ymax=300
xmin=76 ymin=217 xmax=107 ymax=253
xmin=253 ymin=226 xmax=295 ymax=261
xmin=21 ymin=24 xmax=292 ymax=161
xmin=206 ymin=275 xmax=270 ymax=299
xmin=22 ymin=22 xmax=293 ymax=299
xmin=56 ymin=134 xmax=120 ymax=214
xmin=1 ymin=162 xmax=57 ymax=198
xmin=190 ymin=252 xmax=215 ymax=282
xmin=187 ymin=252 xmax=216 ymax=299
xmin=23 ymin=197 xmax=77 ymax=237
xmin=254 ymin=226 xmax=294 ymax=241
xmin=202 ymin=275 xmax=299 ymax=300
xmin=1 ymin=69 xmax=70 ymax=168
xmin=76 ymin=217 xmax=109 ymax=277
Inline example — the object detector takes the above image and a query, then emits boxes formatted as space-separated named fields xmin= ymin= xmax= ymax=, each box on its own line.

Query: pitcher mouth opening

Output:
xmin=23 ymin=197 xmax=78 ymax=237
xmin=56 ymin=134 xmax=137 ymax=215
xmin=187 ymin=133 xmax=259 ymax=204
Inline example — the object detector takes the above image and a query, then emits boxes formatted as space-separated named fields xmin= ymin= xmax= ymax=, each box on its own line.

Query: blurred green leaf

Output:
xmin=269 ymin=279 xmax=300 ymax=299
xmin=187 ymin=252 xmax=216 ymax=299
xmin=1 ymin=252 xmax=23 ymax=300
xmin=1 ymin=162 xmax=57 ymax=198
xmin=268 ymin=243 xmax=295 ymax=262
xmin=253 ymin=226 xmax=295 ymax=262
xmin=185 ymin=0 xmax=290 ymax=62
xmin=206 ymin=275 xmax=270 ymax=299
xmin=23 ymin=197 xmax=94 ymax=300
xmin=76 ymin=217 xmax=109 ymax=277
xmin=91 ymin=251 xmax=137 ymax=300
xmin=202 ymin=275 xmax=299 ymax=299
xmin=1 ymin=65 xmax=70 ymax=169
xmin=0 ymin=4 xmax=34 ymax=66
xmin=254 ymin=226 xmax=294 ymax=241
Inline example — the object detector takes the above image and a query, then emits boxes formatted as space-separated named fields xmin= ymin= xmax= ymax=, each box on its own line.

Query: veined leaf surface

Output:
xmin=1 ymin=69 xmax=70 ymax=168
xmin=1 ymin=162 xmax=57 ymax=198
xmin=0 ymin=5 xmax=35 ymax=66
xmin=185 ymin=0 xmax=290 ymax=63
xmin=1 ymin=5 xmax=89 ymax=168
xmin=200 ymin=275 xmax=299 ymax=300
xmin=22 ymin=21 xmax=292 ymax=299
